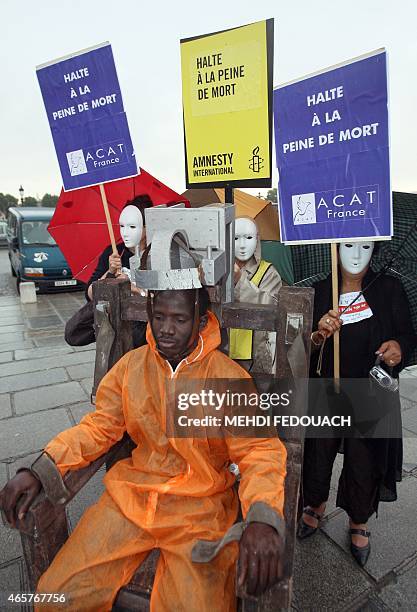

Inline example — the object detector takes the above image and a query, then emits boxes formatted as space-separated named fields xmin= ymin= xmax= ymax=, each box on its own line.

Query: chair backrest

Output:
xmin=92 ymin=278 xmax=314 ymax=390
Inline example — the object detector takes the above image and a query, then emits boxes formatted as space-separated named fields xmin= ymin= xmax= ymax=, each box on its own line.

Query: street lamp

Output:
xmin=19 ymin=185 xmax=24 ymax=206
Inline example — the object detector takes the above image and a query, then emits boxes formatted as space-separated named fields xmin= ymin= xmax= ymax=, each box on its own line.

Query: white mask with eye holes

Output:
xmin=235 ymin=217 xmax=258 ymax=262
xmin=339 ymin=241 xmax=374 ymax=274
xmin=119 ymin=205 xmax=144 ymax=249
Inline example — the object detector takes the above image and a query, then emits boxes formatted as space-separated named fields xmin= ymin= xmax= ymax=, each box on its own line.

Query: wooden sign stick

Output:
xmin=99 ymin=183 xmax=117 ymax=255
xmin=331 ymin=242 xmax=340 ymax=392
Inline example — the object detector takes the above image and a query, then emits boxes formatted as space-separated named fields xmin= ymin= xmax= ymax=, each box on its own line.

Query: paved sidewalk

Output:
xmin=293 ymin=362 xmax=417 ymax=611
xmin=0 ymin=291 xmax=416 ymax=611
xmin=0 ymin=292 xmax=103 ymax=611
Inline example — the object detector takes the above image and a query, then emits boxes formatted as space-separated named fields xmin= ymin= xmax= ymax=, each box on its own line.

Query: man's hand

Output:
xmin=0 ymin=471 xmax=41 ymax=528
xmin=238 ymin=522 xmax=284 ymax=597
xmin=376 ymin=340 xmax=402 ymax=367
xmin=108 ymin=253 xmax=122 ymax=275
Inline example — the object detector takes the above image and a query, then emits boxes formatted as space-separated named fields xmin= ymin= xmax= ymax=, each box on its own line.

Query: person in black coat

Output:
xmin=297 ymin=241 xmax=417 ymax=567
xmin=86 ymin=195 xmax=152 ymax=300
xmin=86 ymin=195 xmax=153 ymax=348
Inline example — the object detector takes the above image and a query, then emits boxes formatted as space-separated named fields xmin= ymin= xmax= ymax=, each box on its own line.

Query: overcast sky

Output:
xmin=1 ymin=0 xmax=416 ymax=200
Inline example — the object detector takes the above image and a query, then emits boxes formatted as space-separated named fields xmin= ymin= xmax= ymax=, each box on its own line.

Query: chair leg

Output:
xmin=20 ymin=508 xmax=69 ymax=591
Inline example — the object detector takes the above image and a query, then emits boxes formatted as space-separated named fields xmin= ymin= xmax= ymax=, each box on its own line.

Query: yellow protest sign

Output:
xmin=181 ymin=19 xmax=273 ymax=188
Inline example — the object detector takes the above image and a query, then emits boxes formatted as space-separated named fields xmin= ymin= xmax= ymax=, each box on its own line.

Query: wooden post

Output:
xmin=225 ymin=185 xmax=234 ymax=205
xmin=331 ymin=243 xmax=340 ymax=390
xmin=20 ymin=506 xmax=69 ymax=591
xmin=92 ymin=278 xmax=134 ymax=398
xmin=220 ymin=185 xmax=235 ymax=351
xmin=99 ymin=183 xmax=118 ymax=255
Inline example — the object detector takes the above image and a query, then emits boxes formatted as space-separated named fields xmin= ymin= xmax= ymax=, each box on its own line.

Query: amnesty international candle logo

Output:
xmin=249 ymin=146 xmax=264 ymax=173
xmin=181 ymin=20 xmax=273 ymax=188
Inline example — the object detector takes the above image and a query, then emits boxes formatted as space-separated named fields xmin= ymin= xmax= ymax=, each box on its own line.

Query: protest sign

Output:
xmin=181 ymin=19 xmax=273 ymax=189
xmin=274 ymin=49 xmax=391 ymax=244
xmin=36 ymin=42 xmax=138 ymax=192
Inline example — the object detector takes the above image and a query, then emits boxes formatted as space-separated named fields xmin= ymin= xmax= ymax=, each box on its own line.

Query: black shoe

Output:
xmin=297 ymin=507 xmax=323 ymax=540
xmin=350 ymin=528 xmax=371 ymax=567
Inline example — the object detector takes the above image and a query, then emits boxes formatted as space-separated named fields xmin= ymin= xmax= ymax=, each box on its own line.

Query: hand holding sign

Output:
xmin=108 ymin=253 xmax=122 ymax=276
xmin=318 ymin=310 xmax=343 ymax=338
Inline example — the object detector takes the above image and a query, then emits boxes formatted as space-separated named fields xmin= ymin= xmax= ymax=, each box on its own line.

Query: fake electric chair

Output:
xmin=14 ymin=204 xmax=314 ymax=611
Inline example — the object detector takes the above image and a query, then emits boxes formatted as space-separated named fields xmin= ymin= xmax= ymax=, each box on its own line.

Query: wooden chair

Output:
xmin=16 ymin=278 xmax=313 ymax=611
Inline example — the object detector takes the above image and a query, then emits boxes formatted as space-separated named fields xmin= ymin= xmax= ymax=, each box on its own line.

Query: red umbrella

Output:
xmin=49 ymin=169 xmax=189 ymax=283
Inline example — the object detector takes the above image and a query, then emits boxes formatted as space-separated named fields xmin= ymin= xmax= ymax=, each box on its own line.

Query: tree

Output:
xmin=0 ymin=193 xmax=18 ymax=217
xmin=266 ymin=188 xmax=277 ymax=203
xmin=23 ymin=196 xmax=39 ymax=206
xmin=41 ymin=193 xmax=59 ymax=207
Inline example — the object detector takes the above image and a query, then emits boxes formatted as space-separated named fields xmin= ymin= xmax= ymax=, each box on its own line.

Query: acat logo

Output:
xmin=66 ymin=143 xmax=125 ymax=175
xmin=67 ymin=150 xmax=87 ymax=176
xmin=292 ymin=187 xmax=378 ymax=225
xmin=292 ymin=193 xmax=316 ymax=225
xmin=85 ymin=144 xmax=125 ymax=168
xmin=316 ymin=190 xmax=377 ymax=220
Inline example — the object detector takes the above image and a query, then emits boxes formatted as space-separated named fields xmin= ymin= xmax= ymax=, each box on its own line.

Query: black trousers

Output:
xmin=302 ymin=437 xmax=380 ymax=523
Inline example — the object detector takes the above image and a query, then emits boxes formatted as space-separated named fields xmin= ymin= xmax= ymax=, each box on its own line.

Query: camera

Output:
xmin=369 ymin=355 xmax=399 ymax=393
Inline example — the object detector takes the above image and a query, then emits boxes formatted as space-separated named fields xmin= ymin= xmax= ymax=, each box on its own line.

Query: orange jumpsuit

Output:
xmin=36 ymin=312 xmax=287 ymax=611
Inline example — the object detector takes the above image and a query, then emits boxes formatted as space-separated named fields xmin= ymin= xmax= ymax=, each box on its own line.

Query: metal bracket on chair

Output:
xmin=95 ymin=301 xmax=114 ymax=350
xmin=285 ymin=313 xmax=304 ymax=345
xmin=93 ymin=300 xmax=115 ymax=395
xmin=96 ymin=300 xmax=110 ymax=316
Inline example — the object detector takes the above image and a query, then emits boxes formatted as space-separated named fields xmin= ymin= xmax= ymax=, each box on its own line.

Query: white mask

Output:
xmin=339 ymin=241 xmax=374 ymax=274
xmin=119 ymin=205 xmax=144 ymax=249
xmin=235 ymin=218 xmax=258 ymax=262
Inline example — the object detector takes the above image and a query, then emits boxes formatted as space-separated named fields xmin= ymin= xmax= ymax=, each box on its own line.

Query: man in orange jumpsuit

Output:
xmin=0 ymin=288 xmax=287 ymax=611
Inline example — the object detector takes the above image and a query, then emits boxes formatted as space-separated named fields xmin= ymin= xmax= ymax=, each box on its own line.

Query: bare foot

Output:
xmin=350 ymin=521 xmax=369 ymax=547
xmin=302 ymin=501 xmax=326 ymax=528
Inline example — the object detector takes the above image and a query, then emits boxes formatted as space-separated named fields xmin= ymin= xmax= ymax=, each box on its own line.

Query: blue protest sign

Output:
xmin=36 ymin=42 xmax=138 ymax=191
xmin=274 ymin=49 xmax=391 ymax=244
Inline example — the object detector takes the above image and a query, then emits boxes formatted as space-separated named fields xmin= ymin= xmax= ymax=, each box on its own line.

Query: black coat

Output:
xmin=311 ymin=269 xmax=417 ymax=378
xmin=310 ymin=270 xmax=417 ymax=503
xmin=86 ymin=243 xmax=147 ymax=349
xmin=85 ymin=243 xmax=130 ymax=300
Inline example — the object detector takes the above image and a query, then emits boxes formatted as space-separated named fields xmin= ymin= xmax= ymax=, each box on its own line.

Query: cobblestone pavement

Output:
xmin=0 ymin=251 xmax=416 ymax=611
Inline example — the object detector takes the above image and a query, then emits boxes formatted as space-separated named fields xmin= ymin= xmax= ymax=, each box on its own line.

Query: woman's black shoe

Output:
xmin=297 ymin=507 xmax=322 ymax=539
xmin=350 ymin=528 xmax=371 ymax=567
